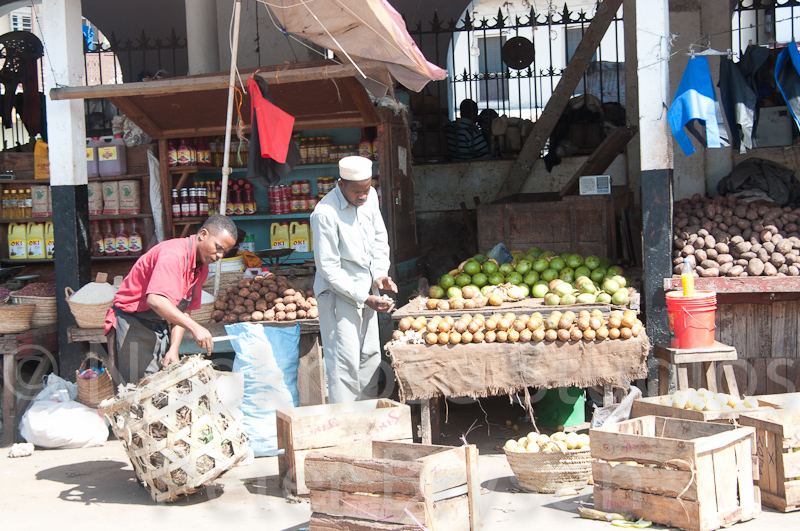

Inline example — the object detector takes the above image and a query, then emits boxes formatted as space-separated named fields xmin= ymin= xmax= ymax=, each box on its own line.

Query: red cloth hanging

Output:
xmin=247 ymin=76 xmax=295 ymax=164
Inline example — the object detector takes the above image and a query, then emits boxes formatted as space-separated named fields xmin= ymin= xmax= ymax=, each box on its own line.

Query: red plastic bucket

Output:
xmin=665 ymin=290 xmax=716 ymax=349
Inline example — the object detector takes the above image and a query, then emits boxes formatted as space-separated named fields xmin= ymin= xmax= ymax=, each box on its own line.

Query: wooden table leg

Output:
xmin=465 ymin=444 xmax=481 ymax=531
xmin=722 ymin=362 xmax=740 ymax=398
xmin=298 ymin=333 xmax=325 ymax=406
xmin=658 ymin=358 xmax=670 ymax=396
xmin=677 ymin=365 xmax=689 ymax=391
xmin=704 ymin=361 xmax=718 ymax=393
xmin=420 ymin=398 xmax=432 ymax=445
xmin=2 ymin=353 xmax=17 ymax=446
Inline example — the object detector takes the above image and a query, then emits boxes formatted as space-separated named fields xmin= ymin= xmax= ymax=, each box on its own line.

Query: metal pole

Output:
xmin=214 ymin=0 xmax=242 ymax=297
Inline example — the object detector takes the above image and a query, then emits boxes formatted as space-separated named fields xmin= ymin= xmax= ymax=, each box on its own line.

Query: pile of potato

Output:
xmin=674 ymin=194 xmax=800 ymax=277
xmin=210 ymin=273 xmax=318 ymax=323
xmin=505 ymin=431 xmax=590 ymax=453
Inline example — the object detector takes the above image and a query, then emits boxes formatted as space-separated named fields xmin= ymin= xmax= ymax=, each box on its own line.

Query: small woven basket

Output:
xmin=504 ymin=447 xmax=593 ymax=493
xmin=66 ymin=273 xmax=114 ymax=329
xmin=188 ymin=301 xmax=215 ymax=323
xmin=10 ymin=293 xmax=56 ymax=326
xmin=0 ymin=303 xmax=35 ymax=334
xmin=76 ymin=354 xmax=115 ymax=408
xmin=98 ymin=355 xmax=249 ymax=503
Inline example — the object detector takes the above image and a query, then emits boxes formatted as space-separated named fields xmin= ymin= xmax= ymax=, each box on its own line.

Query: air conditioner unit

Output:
xmin=579 ymin=175 xmax=611 ymax=196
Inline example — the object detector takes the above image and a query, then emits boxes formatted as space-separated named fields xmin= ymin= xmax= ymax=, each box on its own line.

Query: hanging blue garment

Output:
xmin=774 ymin=42 xmax=800 ymax=131
xmin=668 ymin=56 xmax=721 ymax=156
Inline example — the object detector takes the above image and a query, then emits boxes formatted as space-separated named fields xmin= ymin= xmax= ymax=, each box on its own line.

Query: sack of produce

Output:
xmin=66 ymin=272 xmax=117 ymax=328
xmin=99 ymin=355 xmax=249 ymax=503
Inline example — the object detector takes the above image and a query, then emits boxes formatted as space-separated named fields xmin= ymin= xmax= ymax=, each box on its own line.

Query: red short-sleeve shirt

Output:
xmin=104 ymin=235 xmax=208 ymax=333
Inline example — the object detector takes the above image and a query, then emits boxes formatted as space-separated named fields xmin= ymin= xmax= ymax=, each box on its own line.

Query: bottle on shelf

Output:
xmin=359 ymin=128 xmax=373 ymax=159
xmin=225 ymin=189 xmax=235 ymax=216
xmin=307 ymin=137 xmax=317 ymax=165
xmin=98 ymin=135 xmax=127 ymax=177
xmin=128 ymin=219 xmax=143 ymax=257
xmin=233 ymin=189 xmax=245 ymax=215
xmin=45 ymin=221 xmax=54 ymax=259
xmin=104 ymin=220 xmax=117 ymax=256
xmin=296 ymin=135 xmax=307 ymax=165
xmin=188 ymin=188 xmax=198 ymax=217
xmin=180 ymin=188 xmax=190 ymax=217
xmin=177 ymin=138 xmax=192 ymax=166
xmin=90 ymin=220 xmax=104 ymax=257
xmin=8 ymin=222 xmax=27 ymax=259
xmin=171 ymin=189 xmax=181 ymax=218
xmin=26 ymin=222 xmax=45 ymax=259
xmin=8 ymin=189 xmax=17 ymax=218
xmin=116 ymin=220 xmax=129 ymax=256
xmin=86 ymin=137 xmax=100 ymax=178
xmin=167 ymin=139 xmax=179 ymax=167
xmin=24 ymin=188 xmax=32 ymax=217
xmin=682 ymin=257 xmax=695 ymax=297
xmin=244 ymin=186 xmax=255 ymax=215
xmin=270 ymin=222 xmax=289 ymax=249
xmin=199 ymin=185 xmax=209 ymax=217
xmin=2 ymin=189 xmax=9 ymax=219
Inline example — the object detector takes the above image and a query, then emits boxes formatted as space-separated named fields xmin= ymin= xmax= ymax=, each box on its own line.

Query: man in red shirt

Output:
xmin=105 ymin=215 xmax=238 ymax=384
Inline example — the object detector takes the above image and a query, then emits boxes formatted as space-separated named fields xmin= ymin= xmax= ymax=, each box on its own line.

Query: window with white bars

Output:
xmin=10 ymin=13 xmax=32 ymax=33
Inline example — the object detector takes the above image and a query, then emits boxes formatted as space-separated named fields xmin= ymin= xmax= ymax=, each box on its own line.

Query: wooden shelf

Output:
xmin=663 ymin=276 xmax=800 ymax=294
xmin=172 ymin=212 xmax=311 ymax=225
xmin=0 ymin=213 xmax=151 ymax=223
xmin=0 ymin=173 xmax=150 ymax=185
xmin=2 ymin=255 xmax=142 ymax=265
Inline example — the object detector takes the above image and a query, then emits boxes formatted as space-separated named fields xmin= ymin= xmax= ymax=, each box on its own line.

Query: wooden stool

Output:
xmin=654 ymin=341 xmax=740 ymax=397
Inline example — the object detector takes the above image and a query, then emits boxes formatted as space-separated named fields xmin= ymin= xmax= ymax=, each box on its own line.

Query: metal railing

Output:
xmin=0 ymin=29 xmax=187 ymax=150
xmin=408 ymin=3 xmax=625 ymax=160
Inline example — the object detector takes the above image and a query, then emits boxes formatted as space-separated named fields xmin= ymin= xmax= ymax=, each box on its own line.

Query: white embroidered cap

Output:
xmin=339 ymin=155 xmax=373 ymax=181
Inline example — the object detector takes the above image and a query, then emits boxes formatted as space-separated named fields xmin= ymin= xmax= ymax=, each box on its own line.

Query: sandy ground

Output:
xmin=1 ymin=397 xmax=796 ymax=530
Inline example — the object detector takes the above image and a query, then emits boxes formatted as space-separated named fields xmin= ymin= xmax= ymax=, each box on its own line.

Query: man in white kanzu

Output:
xmin=310 ymin=155 xmax=397 ymax=403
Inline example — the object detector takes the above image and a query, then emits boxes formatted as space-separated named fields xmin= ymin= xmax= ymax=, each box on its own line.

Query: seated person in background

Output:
xmin=447 ymin=99 xmax=490 ymax=161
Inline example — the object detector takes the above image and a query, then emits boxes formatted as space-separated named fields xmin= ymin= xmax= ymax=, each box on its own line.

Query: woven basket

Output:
xmin=0 ymin=303 xmax=35 ymax=334
xmin=10 ymin=293 xmax=56 ymax=326
xmin=76 ymin=354 xmax=115 ymax=408
xmin=202 ymin=272 xmax=242 ymax=296
xmin=98 ymin=355 xmax=249 ymax=503
xmin=66 ymin=286 xmax=114 ymax=328
xmin=188 ymin=301 xmax=215 ymax=323
xmin=504 ymin=447 xmax=593 ymax=493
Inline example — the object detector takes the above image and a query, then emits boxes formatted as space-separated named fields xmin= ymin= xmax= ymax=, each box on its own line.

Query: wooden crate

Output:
xmin=631 ymin=395 xmax=779 ymax=423
xmin=591 ymin=416 xmax=760 ymax=531
xmin=277 ymin=399 xmax=413 ymax=496
xmin=738 ymin=409 xmax=800 ymax=512
xmin=305 ymin=440 xmax=480 ymax=531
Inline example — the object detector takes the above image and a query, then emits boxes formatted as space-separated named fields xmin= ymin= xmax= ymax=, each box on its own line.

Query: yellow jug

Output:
xmin=8 ymin=222 xmax=26 ymax=259
xmin=26 ymin=222 xmax=45 ymax=259
xmin=290 ymin=221 xmax=310 ymax=253
xmin=270 ymin=222 xmax=289 ymax=250
xmin=44 ymin=221 xmax=54 ymax=259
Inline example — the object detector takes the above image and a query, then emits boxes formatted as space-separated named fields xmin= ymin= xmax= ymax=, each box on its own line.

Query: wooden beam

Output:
xmin=494 ymin=0 xmax=624 ymax=201
xmin=107 ymin=96 xmax=163 ymax=139
xmin=49 ymin=61 xmax=391 ymax=101
xmin=560 ymin=126 xmax=637 ymax=196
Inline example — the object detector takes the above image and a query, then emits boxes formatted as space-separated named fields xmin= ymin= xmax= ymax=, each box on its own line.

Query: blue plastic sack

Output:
xmin=487 ymin=242 xmax=514 ymax=265
xmin=227 ymin=322 xmax=300 ymax=457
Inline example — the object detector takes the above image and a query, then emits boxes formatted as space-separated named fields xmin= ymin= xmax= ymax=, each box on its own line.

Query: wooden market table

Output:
xmin=386 ymin=333 xmax=650 ymax=444
xmin=67 ymin=319 xmax=326 ymax=407
xmin=663 ymin=276 xmax=800 ymax=393
xmin=1 ymin=324 xmax=59 ymax=446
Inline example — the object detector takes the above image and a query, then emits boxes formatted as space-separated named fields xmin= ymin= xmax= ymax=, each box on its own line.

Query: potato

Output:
xmin=719 ymin=262 xmax=733 ymax=276
xmin=265 ymin=292 xmax=278 ymax=303
xmin=307 ymin=307 xmax=319 ymax=319
xmin=233 ymin=295 xmax=245 ymax=306
xmin=764 ymin=262 xmax=778 ymax=276
xmin=275 ymin=311 xmax=286 ymax=321
xmin=248 ymin=291 xmax=261 ymax=302
xmin=244 ymin=299 xmax=255 ymax=309
xmin=274 ymin=297 xmax=284 ymax=305
xmin=214 ymin=300 xmax=227 ymax=310
xmin=226 ymin=286 xmax=237 ymax=294
xmin=285 ymin=303 xmax=297 ymax=313
xmin=263 ymin=272 xmax=276 ymax=281
xmin=264 ymin=309 xmax=276 ymax=320
xmin=729 ymin=265 xmax=744 ymax=277
xmin=283 ymin=288 xmax=296 ymax=297
xmin=771 ymin=253 xmax=786 ymax=267
xmin=747 ymin=258 xmax=765 ymax=276
xmin=704 ymin=234 xmax=716 ymax=249
xmin=286 ymin=311 xmax=297 ymax=320
xmin=233 ymin=305 xmax=247 ymax=314
xmin=258 ymin=287 xmax=270 ymax=297
xmin=240 ymin=313 xmax=252 ymax=322
xmin=789 ymin=265 xmax=800 ymax=276
xmin=716 ymin=254 xmax=733 ymax=265
xmin=700 ymin=267 xmax=719 ymax=277
xmin=734 ymin=241 xmax=751 ymax=254
xmin=211 ymin=310 xmax=225 ymax=321
xmin=274 ymin=302 xmax=286 ymax=312
xmin=701 ymin=260 xmax=720 ymax=270
xmin=737 ymin=219 xmax=751 ymax=230
xmin=237 ymin=279 xmax=251 ymax=289
xmin=693 ymin=236 xmax=705 ymax=249
xmin=694 ymin=249 xmax=707 ymax=263
xmin=308 ymin=297 xmax=317 ymax=306
xmin=757 ymin=248 xmax=770 ymax=263
xmin=297 ymin=309 xmax=307 ymax=319
xmin=255 ymin=299 xmax=268 ymax=312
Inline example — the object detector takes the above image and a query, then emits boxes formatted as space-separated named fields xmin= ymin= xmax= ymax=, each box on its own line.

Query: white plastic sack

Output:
xmin=591 ymin=386 xmax=643 ymax=428
xmin=228 ymin=322 xmax=300 ymax=457
xmin=19 ymin=374 xmax=108 ymax=448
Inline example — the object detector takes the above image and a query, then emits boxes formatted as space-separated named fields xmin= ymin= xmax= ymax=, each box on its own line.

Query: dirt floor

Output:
xmin=1 ymin=397 xmax=796 ymax=530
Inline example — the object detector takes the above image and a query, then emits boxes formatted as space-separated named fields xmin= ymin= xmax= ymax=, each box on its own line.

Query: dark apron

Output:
xmin=112 ymin=239 xmax=199 ymax=384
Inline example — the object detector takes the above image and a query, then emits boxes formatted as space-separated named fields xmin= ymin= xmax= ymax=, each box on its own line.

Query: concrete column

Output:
xmin=635 ymin=0 xmax=673 ymax=396
xmin=43 ymin=0 xmax=91 ymax=379
xmin=186 ymin=0 xmax=221 ymax=74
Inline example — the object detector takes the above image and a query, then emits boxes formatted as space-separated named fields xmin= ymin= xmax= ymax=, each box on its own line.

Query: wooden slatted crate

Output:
xmin=305 ymin=440 xmax=480 ymax=531
xmin=277 ymin=399 xmax=413 ymax=496
xmin=631 ymin=395 xmax=779 ymax=423
xmin=738 ymin=409 xmax=800 ymax=512
xmin=591 ymin=416 xmax=760 ymax=531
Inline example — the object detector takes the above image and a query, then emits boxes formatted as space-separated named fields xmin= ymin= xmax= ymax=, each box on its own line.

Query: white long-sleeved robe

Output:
xmin=310 ymin=184 xmax=390 ymax=403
